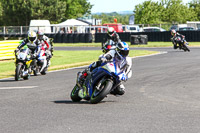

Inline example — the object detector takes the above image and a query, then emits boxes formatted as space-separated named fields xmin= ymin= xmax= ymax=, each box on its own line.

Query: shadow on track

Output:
xmin=53 ymin=100 xmax=91 ymax=104
xmin=0 ymin=79 xmax=16 ymax=82
xmin=53 ymin=100 xmax=115 ymax=104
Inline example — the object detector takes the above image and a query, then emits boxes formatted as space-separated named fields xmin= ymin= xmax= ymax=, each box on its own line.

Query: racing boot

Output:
xmin=110 ymin=84 xmax=125 ymax=96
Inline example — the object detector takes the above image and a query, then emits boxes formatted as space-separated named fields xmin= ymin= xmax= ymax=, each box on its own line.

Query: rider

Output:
xmin=15 ymin=31 xmax=40 ymax=74
xmin=171 ymin=29 xmax=188 ymax=49
xmin=77 ymin=41 xmax=132 ymax=96
xmin=37 ymin=30 xmax=52 ymax=65
xmin=15 ymin=31 xmax=40 ymax=57
xmin=102 ymin=27 xmax=121 ymax=53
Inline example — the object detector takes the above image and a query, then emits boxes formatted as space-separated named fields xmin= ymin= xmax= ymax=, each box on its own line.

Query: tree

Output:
xmin=134 ymin=0 xmax=198 ymax=24
xmin=0 ymin=0 xmax=92 ymax=26
xmin=189 ymin=0 xmax=200 ymax=21
xmin=31 ymin=0 xmax=66 ymax=24
xmin=134 ymin=0 xmax=165 ymax=24
xmin=161 ymin=0 xmax=197 ymax=24
xmin=0 ymin=0 xmax=32 ymax=26
xmin=65 ymin=0 xmax=92 ymax=19
xmin=0 ymin=2 xmax=3 ymax=25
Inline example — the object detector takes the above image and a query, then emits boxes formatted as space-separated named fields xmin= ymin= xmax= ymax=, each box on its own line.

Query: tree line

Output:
xmin=0 ymin=0 xmax=199 ymax=26
xmin=92 ymin=0 xmax=200 ymax=25
xmin=0 ymin=0 xmax=92 ymax=26
xmin=134 ymin=0 xmax=200 ymax=24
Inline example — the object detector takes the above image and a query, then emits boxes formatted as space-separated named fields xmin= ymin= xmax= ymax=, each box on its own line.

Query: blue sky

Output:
xmin=88 ymin=0 xmax=192 ymax=13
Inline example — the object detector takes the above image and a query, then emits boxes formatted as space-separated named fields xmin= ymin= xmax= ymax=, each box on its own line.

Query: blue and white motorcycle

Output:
xmin=70 ymin=51 xmax=128 ymax=104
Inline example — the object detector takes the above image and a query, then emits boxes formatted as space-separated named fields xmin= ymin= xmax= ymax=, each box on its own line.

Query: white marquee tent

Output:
xmin=53 ymin=19 xmax=89 ymax=33
xmin=57 ymin=19 xmax=89 ymax=26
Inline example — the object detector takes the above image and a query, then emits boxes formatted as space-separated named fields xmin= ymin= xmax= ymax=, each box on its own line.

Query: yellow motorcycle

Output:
xmin=15 ymin=47 xmax=32 ymax=81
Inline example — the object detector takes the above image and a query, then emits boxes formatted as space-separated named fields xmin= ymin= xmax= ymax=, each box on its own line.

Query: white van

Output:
xmin=122 ymin=25 xmax=140 ymax=32
xmin=29 ymin=20 xmax=51 ymax=33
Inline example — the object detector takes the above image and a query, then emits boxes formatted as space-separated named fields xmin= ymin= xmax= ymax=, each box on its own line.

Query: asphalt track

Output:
xmin=0 ymin=47 xmax=200 ymax=133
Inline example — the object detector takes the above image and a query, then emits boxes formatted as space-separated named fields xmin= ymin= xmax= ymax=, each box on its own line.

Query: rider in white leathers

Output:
xmin=78 ymin=41 xmax=132 ymax=96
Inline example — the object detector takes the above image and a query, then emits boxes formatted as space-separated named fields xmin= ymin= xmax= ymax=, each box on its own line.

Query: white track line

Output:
xmin=0 ymin=86 xmax=38 ymax=90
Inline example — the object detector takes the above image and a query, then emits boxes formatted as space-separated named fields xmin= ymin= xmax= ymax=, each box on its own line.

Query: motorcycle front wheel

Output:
xmin=15 ymin=63 xmax=23 ymax=81
xmin=70 ymin=84 xmax=82 ymax=102
xmin=183 ymin=43 xmax=190 ymax=52
xmin=90 ymin=79 xmax=113 ymax=104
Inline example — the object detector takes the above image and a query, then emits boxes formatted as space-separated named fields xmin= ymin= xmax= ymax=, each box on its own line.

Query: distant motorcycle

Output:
xmin=14 ymin=47 xmax=32 ymax=81
xmin=172 ymin=36 xmax=190 ymax=52
xmin=70 ymin=51 xmax=128 ymax=104
xmin=34 ymin=45 xmax=48 ymax=75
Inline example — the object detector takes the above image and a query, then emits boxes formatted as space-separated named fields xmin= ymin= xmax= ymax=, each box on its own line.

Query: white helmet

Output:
xmin=28 ymin=31 xmax=37 ymax=42
xmin=107 ymin=27 xmax=115 ymax=37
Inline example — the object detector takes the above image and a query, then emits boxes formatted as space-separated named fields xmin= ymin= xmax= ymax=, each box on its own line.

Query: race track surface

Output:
xmin=0 ymin=47 xmax=200 ymax=133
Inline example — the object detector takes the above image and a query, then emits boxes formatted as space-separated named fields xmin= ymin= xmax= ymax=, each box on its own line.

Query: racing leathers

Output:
xmin=16 ymin=38 xmax=40 ymax=58
xmin=77 ymin=47 xmax=132 ymax=96
xmin=171 ymin=32 xmax=188 ymax=49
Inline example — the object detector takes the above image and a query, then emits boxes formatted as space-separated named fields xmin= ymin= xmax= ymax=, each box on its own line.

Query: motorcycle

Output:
xmin=34 ymin=44 xmax=48 ymax=75
xmin=14 ymin=47 xmax=32 ymax=81
xmin=70 ymin=51 xmax=128 ymax=104
xmin=173 ymin=36 xmax=190 ymax=52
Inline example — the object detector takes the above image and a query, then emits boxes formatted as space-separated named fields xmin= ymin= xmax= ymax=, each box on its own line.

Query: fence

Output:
xmin=0 ymin=40 xmax=22 ymax=60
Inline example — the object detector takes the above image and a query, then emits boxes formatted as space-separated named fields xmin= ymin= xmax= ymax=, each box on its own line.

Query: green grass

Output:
xmin=54 ymin=42 xmax=200 ymax=47
xmin=0 ymin=50 xmax=158 ymax=79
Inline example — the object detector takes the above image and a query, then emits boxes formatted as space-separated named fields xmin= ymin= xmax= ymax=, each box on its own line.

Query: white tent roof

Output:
xmin=57 ymin=19 xmax=89 ymax=26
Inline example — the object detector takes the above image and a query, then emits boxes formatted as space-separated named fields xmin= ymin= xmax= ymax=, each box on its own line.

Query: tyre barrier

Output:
xmin=95 ymin=31 xmax=200 ymax=43
xmin=0 ymin=40 xmax=22 ymax=60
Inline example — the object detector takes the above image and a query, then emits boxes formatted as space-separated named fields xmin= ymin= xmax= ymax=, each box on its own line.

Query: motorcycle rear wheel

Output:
xmin=41 ymin=67 xmax=47 ymax=75
xmin=33 ymin=66 xmax=39 ymax=76
xmin=90 ymin=79 xmax=113 ymax=104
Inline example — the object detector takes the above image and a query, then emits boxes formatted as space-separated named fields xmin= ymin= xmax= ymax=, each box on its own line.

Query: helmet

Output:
xmin=28 ymin=31 xmax=37 ymax=42
xmin=37 ymin=30 xmax=44 ymax=40
xmin=107 ymin=27 xmax=115 ymax=37
xmin=171 ymin=29 xmax=176 ymax=36
xmin=117 ymin=42 xmax=129 ymax=57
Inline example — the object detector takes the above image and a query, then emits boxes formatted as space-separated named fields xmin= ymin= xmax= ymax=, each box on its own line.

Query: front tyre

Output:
xmin=183 ymin=44 xmax=190 ymax=52
xmin=15 ymin=63 xmax=23 ymax=81
xmin=90 ymin=79 xmax=113 ymax=104
xmin=70 ymin=85 xmax=82 ymax=102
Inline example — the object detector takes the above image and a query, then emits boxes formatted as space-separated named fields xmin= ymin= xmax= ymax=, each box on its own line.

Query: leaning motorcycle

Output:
xmin=70 ymin=52 xmax=128 ymax=104
xmin=173 ymin=36 xmax=190 ymax=52
xmin=14 ymin=47 xmax=32 ymax=81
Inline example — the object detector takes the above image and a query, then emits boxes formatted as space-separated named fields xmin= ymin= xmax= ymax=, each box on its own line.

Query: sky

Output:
xmin=88 ymin=0 xmax=193 ymax=13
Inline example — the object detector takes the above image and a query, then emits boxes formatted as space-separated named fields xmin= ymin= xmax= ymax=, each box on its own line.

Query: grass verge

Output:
xmin=0 ymin=50 xmax=158 ymax=79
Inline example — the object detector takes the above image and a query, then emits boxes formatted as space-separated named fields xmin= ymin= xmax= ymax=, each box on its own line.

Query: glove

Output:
xmin=15 ymin=48 xmax=19 ymax=53
xmin=119 ymin=73 xmax=128 ymax=81
xmin=101 ymin=57 xmax=107 ymax=63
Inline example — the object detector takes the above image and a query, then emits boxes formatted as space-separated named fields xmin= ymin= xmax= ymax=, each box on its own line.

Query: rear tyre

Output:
xmin=90 ymin=79 xmax=113 ymax=104
xmin=41 ymin=67 xmax=47 ymax=75
xmin=15 ymin=63 xmax=22 ymax=81
xmin=33 ymin=66 xmax=39 ymax=76
xmin=70 ymin=85 xmax=82 ymax=102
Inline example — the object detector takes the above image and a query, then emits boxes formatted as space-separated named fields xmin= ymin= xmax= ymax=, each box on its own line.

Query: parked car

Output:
xmin=178 ymin=27 xmax=195 ymax=31
xmin=142 ymin=27 xmax=166 ymax=32
xmin=122 ymin=25 xmax=140 ymax=32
